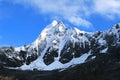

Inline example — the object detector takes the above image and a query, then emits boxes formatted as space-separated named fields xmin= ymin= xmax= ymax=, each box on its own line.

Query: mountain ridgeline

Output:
xmin=0 ymin=21 xmax=120 ymax=80
xmin=0 ymin=21 xmax=120 ymax=70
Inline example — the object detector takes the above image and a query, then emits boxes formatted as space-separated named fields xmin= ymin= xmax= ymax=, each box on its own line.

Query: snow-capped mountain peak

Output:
xmin=52 ymin=20 xmax=58 ymax=26
xmin=0 ymin=21 xmax=120 ymax=71
xmin=73 ymin=27 xmax=85 ymax=35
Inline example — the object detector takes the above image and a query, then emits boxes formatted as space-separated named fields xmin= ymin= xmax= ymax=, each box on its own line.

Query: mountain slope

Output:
xmin=1 ymin=50 xmax=120 ymax=80
xmin=0 ymin=21 xmax=120 ymax=71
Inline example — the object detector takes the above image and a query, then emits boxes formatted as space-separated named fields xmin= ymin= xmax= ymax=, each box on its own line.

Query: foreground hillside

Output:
xmin=0 ymin=52 xmax=120 ymax=80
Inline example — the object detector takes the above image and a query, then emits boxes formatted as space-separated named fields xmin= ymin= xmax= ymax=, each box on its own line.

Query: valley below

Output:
xmin=1 ymin=52 xmax=120 ymax=80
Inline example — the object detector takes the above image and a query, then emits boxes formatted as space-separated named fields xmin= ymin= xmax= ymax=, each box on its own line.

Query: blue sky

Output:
xmin=0 ymin=0 xmax=120 ymax=47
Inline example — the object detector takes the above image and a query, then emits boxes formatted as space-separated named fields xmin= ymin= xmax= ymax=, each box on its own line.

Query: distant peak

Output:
xmin=113 ymin=23 xmax=120 ymax=29
xmin=52 ymin=20 xmax=65 ymax=26
xmin=72 ymin=27 xmax=85 ymax=34
xmin=109 ymin=23 xmax=120 ymax=33
xmin=52 ymin=20 xmax=58 ymax=26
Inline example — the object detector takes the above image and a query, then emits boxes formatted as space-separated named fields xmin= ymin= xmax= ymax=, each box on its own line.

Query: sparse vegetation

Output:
xmin=0 ymin=75 xmax=17 ymax=80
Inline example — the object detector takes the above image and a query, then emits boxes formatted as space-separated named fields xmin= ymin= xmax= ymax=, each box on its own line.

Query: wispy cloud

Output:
xmin=68 ymin=16 xmax=92 ymax=28
xmin=93 ymin=0 xmax=120 ymax=19
xmin=11 ymin=0 xmax=93 ymax=28
xmin=9 ymin=0 xmax=120 ymax=27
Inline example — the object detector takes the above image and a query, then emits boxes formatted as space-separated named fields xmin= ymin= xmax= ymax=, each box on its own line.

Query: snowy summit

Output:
xmin=52 ymin=20 xmax=58 ymax=26
xmin=0 ymin=21 xmax=120 ymax=71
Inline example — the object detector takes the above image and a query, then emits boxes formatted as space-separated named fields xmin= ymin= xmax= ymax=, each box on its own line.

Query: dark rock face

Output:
xmin=43 ymin=47 xmax=57 ymax=65
xmin=19 ymin=50 xmax=27 ymax=62
xmin=59 ymin=40 xmax=90 ymax=63
xmin=26 ymin=54 xmax=37 ymax=65
xmin=0 ymin=47 xmax=23 ymax=67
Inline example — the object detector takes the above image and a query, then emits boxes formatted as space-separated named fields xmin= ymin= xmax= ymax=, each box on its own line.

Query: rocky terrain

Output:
xmin=0 ymin=21 xmax=120 ymax=80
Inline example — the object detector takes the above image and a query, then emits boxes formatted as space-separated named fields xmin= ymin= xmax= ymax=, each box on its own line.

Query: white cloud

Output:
xmin=69 ymin=16 xmax=92 ymax=28
xmin=12 ymin=0 xmax=92 ymax=27
xmin=93 ymin=0 xmax=120 ymax=19
xmin=9 ymin=0 xmax=120 ymax=27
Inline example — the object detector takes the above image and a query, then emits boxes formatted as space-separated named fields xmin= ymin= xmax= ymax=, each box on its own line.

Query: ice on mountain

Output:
xmin=52 ymin=20 xmax=58 ymax=26
xmin=101 ymin=48 xmax=108 ymax=53
xmin=91 ymin=56 xmax=96 ymax=59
